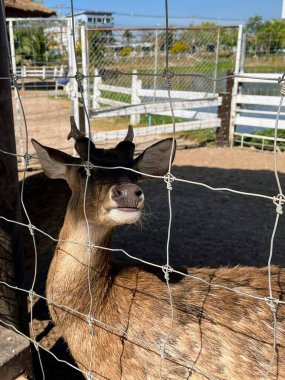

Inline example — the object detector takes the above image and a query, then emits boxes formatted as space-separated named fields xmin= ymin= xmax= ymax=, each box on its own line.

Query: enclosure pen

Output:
xmin=0 ymin=0 xmax=285 ymax=379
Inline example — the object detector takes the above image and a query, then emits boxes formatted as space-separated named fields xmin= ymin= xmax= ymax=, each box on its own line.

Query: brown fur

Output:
xmin=32 ymin=134 xmax=284 ymax=379
xmin=46 ymin=180 xmax=285 ymax=380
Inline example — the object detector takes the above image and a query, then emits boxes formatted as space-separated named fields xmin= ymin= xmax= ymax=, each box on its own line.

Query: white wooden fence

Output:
xmin=90 ymin=68 xmax=222 ymax=142
xmin=15 ymin=65 xmax=64 ymax=80
xmin=232 ymin=73 xmax=285 ymax=149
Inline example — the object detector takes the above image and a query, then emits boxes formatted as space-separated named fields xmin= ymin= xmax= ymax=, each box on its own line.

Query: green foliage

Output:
xmin=122 ymin=30 xmax=133 ymax=44
xmin=177 ymin=128 xmax=216 ymax=144
xmin=119 ymin=46 xmax=132 ymax=56
xmin=169 ymin=41 xmax=189 ymax=54
xmin=158 ymin=30 xmax=175 ymax=51
xmin=242 ymin=129 xmax=285 ymax=150
xmin=245 ymin=16 xmax=285 ymax=53
xmin=220 ymin=28 xmax=238 ymax=49
xmin=14 ymin=26 xmax=57 ymax=65
xmin=245 ymin=15 xmax=263 ymax=35
xmin=89 ymin=30 xmax=107 ymax=69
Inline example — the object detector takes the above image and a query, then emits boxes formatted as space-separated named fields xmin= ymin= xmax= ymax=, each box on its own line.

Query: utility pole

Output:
xmin=282 ymin=0 xmax=285 ymax=19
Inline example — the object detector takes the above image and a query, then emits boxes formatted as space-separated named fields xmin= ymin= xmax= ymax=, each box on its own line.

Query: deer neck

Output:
xmin=47 ymin=205 xmax=113 ymax=311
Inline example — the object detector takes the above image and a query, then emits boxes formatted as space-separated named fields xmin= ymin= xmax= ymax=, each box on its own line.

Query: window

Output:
xmin=88 ymin=17 xmax=92 ymax=23
xmin=97 ymin=17 xmax=102 ymax=23
xmin=106 ymin=18 xmax=111 ymax=23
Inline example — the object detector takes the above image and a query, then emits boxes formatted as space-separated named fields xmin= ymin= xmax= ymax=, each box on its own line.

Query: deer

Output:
xmin=32 ymin=118 xmax=285 ymax=380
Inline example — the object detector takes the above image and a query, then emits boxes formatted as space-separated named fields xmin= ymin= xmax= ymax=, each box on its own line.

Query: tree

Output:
xmin=158 ymin=29 xmax=175 ymax=52
xmin=14 ymin=26 xmax=57 ymax=65
xmin=245 ymin=15 xmax=263 ymax=35
xmin=122 ymin=30 xmax=133 ymax=45
xmin=89 ymin=30 xmax=106 ymax=69
xmin=245 ymin=16 xmax=285 ymax=54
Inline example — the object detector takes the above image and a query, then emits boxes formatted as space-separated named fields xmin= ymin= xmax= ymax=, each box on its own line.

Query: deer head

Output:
xmin=32 ymin=119 xmax=176 ymax=227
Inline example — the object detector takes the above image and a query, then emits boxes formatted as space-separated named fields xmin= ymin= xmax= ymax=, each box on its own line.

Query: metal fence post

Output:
xmin=92 ymin=68 xmax=101 ymax=109
xmin=229 ymin=24 xmax=243 ymax=147
xmin=131 ymin=69 xmax=141 ymax=125
xmin=153 ymin=28 xmax=159 ymax=102
xmin=213 ymin=27 xmax=220 ymax=93
xmin=81 ymin=25 xmax=89 ymax=137
xmin=8 ymin=20 xmax=16 ymax=74
xmin=68 ymin=18 xmax=79 ymax=129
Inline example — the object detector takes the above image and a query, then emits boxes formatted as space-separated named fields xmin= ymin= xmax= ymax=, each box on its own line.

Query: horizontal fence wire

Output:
xmin=1 ymin=2 xmax=285 ymax=379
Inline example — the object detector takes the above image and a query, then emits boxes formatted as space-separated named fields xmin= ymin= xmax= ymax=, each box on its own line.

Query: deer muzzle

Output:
xmin=111 ymin=183 xmax=144 ymax=211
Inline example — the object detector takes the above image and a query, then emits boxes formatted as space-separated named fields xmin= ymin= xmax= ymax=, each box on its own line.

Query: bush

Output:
xmin=169 ymin=41 xmax=189 ymax=54
xmin=119 ymin=46 xmax=132 ymax=57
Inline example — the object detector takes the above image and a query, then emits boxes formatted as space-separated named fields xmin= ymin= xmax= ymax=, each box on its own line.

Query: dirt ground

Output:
xmin=19 ymin=144 xmax=285 ymax=380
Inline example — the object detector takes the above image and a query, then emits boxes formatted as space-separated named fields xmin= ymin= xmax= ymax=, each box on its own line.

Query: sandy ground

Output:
xmin=19 ymin=144 xmax=285 ymax=380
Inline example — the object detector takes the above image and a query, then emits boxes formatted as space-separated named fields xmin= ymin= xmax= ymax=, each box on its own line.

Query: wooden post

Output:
xmin=0 ymin=1 xmax=28 ymax=335
xmin=216 ymin=70 xmax=234 ymax=147
xmin=79 ymin=104 xmax=86 ymax=135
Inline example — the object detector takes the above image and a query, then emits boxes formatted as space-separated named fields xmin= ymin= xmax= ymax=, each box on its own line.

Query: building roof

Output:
xmin=5 ymin=0 xmax=56 ymax=18
xmin=70 ymin=10 xmax=113 ymax=17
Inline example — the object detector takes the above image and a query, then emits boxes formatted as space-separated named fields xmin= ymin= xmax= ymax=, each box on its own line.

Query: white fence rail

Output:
xmin=89 ymin=68 xmax=221 ymax=139
xmin=232 ymin=72 xmax=284 ymax=145
xmin=15 ymin=65 xmax=64 ymax=79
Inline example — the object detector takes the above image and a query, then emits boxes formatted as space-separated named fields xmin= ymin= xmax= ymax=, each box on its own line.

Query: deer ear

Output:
xmin=134 ymin=138 xmax=176 ymax=177
xmin=32 ymin=139 xmax=80 ymax=180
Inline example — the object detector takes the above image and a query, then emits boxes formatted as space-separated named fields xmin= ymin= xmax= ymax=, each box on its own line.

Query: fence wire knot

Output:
xmin=24 ymin=152 xmax=32 ymax=167
xmin=162 ymin=264 xmax=173 ymax=281
xmin=87 ymin=242 xmax=95 ymax=251
xmin=159 ymin=343 xmax=166 ymax=359
xmin=86 ymin=314 xmax=93 ymax=326
xmin=273 ymin=193 xmax=285 ymax=215
xmin=266 ymin=297 xmax=279 ymax=313
xmin=74 ymin=71 xmax=84 ymax=92
xmin=28 ymin=223 xmax=35 ymax=236
xmin=10 ymin=70 xmax=19 ymax=87
xmin=84 ymin=161 xmax=93 ymax=177
xmin=278 ymin=73 xmax=285 ymax=96
xmin=162 ymin=69 xmax=174 ymax=89
xmin=164 ymin=173 xmax=175 ymax=190
xmin=28 ymin=289 xmax=36 ymax=303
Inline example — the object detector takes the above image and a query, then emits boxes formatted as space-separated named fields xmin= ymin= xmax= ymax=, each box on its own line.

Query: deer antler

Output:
xmin=67 ymin=116 xmax=85 ymax=141
xmin=124 ymin=125 xmax=134 ymax=142
xmin=67 ymin=116 xmax=97 ymax=162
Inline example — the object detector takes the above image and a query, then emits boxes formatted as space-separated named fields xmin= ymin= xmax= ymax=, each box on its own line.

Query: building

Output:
xmin=71 ymin=11 xmax=114 ymax=27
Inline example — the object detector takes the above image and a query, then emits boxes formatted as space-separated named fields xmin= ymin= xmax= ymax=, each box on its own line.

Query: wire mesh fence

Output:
xmin=86 ymin=26 xmax=238 ymax=107
xmin=0 ymin=2 xmax=285 ymax=380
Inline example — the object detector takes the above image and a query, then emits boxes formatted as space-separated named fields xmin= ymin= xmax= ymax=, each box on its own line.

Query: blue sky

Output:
xmin=45 ymin=0 xmax=283 ymax=26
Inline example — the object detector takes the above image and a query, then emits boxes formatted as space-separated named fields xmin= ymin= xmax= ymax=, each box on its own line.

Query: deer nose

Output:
xmin=111 ymin=183 xmax=144 ymax=208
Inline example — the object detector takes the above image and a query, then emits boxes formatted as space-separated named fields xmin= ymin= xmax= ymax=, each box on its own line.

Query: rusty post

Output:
xmin=216 ymin=70 xmax=234 ymax=147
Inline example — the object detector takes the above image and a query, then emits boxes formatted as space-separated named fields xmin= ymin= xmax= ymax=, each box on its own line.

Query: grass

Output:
xmin=90 ymin=113 xmax=186 ymax=133
xmin=236 ymin=129 xmax=285 ymax=151
xmin=176 ymin=128 xmax=216 ymax=145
